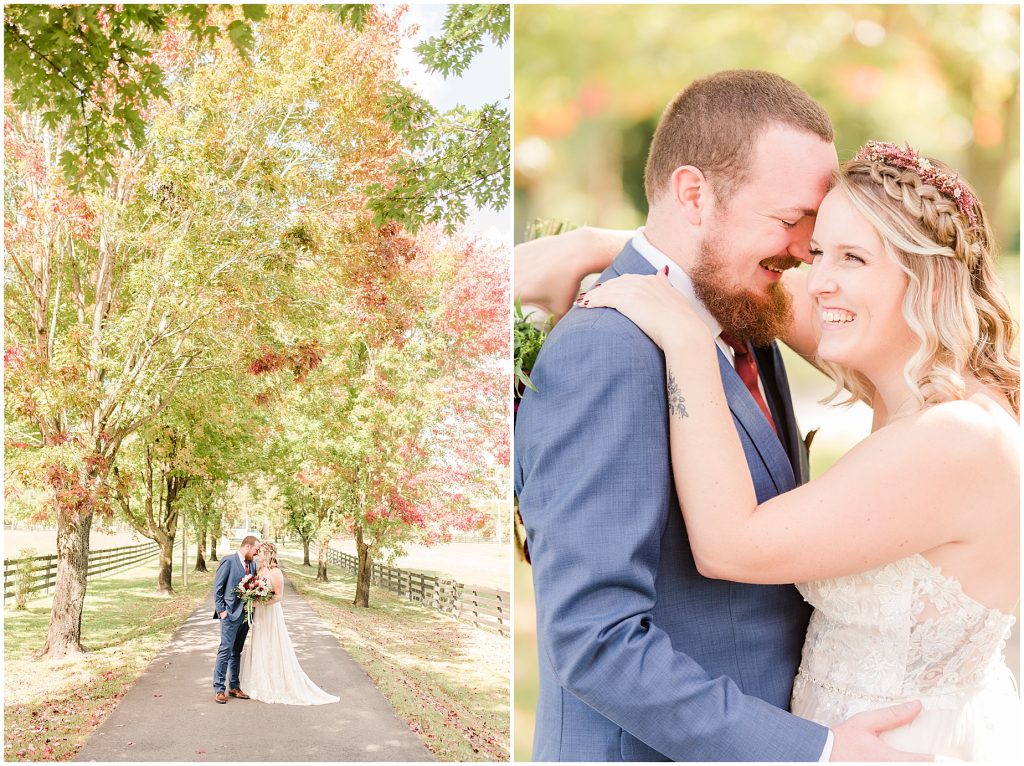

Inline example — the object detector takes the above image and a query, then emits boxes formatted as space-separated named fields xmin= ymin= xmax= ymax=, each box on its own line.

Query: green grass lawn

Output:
xmin=281 ymin=551 xmax=510 ymax=762
xmin=4 ymin=565 xmax=212 ymax=762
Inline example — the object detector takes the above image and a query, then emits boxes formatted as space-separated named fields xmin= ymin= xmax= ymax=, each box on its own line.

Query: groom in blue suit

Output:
xmin=516 ymin=71 xmax=919 ymax=761
xmin=212 ymin=535 xmax=260 ymax=703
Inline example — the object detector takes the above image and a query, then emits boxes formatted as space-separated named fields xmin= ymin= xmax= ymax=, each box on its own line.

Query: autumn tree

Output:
xmin=112 ymin=364 xmax=263 ymax=594
xmin=3 ymin=4 xmax=266 ymax=190
xmin=250 ymin=225 xmax=509 ymax=607
xmin=187 ymin=484 xmax=234 ymax=570
xmin=5 ymin=4 xmax=511 ymax=231
xmin=343 ymin=229 xmax=509 ymax=607
xmin=4 ymin=109 xmax=196 ymax=653
xmin=3 ymin=4 xmax=407 ymax=655
xmin=111 ymin=426 xmax=190 ymax=594
xmin=258 ymin=423 xmax=338 ymax=574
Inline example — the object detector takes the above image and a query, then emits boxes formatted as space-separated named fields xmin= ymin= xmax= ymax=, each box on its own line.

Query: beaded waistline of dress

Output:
xmin=794 ymin=667 xmax=1000 ymax=704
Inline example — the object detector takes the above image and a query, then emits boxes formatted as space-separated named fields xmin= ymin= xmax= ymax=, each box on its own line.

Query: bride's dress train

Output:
xmin=239 ymin=600 xmax=339 ymax=705
xmin=792 ymin=553 xmax=1019 ymax=760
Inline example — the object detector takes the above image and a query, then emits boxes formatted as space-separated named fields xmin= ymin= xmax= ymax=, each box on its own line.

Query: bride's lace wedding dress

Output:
xmin=792 ymin=553 xmax=1019 ymax=760
xmin=239 ymin=590 xmax=339 ymax=706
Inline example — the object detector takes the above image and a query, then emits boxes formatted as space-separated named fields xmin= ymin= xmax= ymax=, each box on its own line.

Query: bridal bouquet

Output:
xmin=236 ymin=573 xmax=273 ymax=625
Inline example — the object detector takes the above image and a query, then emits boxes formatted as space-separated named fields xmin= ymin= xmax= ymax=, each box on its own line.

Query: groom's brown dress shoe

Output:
xmin=228 ymin=688 xmax=250 ymax=699
xmin=215 ymin=691 xmax=228 ymax=704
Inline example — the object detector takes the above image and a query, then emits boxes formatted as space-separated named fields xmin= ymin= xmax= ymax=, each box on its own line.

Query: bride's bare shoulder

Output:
xmin=900 ymin=396 xmax=1018 ymax=473
xmin=261 ymin=565 xmax=284 ymax=584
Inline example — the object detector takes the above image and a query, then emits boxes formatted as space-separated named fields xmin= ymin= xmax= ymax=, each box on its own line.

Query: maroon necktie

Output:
xmin=720 ymin=332 xmax=776 ymax=434
xmin=244 ymin=559 xmax=250 ymax=575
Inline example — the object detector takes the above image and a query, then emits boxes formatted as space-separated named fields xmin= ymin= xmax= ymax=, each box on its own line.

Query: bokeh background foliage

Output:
xmin=515 ymin=3 xmax=1019 ymax=248
xmin=513 ymin=4 xmax=1019 ymax=760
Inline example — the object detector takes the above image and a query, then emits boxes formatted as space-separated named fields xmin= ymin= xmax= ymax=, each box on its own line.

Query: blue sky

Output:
xmin=396 ymin=4 xmax=511 ymax=239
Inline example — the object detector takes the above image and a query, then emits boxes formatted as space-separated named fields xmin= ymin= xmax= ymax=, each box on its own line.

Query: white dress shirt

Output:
xmin=630 ymin=229 xmax=733 ymax=360
xmin=631 ymin=229 xmax=834 ymax=762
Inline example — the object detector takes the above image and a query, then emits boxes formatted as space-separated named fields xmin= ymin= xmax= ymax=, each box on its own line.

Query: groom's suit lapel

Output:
xmin=608 ymin=245 xmax=795 ymax=494
xmin=754 ymin=343 xmax=805 ymax=485
xmin=716 ymin=350 xmax=795 ymax=494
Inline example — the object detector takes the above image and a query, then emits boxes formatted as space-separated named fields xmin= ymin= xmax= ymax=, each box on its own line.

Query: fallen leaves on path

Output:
xmin=4 ymin=578 xmax=211 ymax=762
xmin=287 ymin=564 xmax=510 ymax=762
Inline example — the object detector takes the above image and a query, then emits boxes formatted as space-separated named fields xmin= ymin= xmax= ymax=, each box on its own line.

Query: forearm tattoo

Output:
xmin=667 ymin=371 xmax=689 ymax=419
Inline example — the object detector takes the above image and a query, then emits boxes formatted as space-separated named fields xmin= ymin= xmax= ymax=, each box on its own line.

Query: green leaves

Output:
xmin=365 ymin=4 xmax=509 ymax=233
xmin=367 ymin=91 xmax=509 ymax=233
xmin=324 ymin=4 xmax=371 ymax=31
xmin=514 ymin=298 xmax=548 ymax=396
xmin=415 ymin=4 xmax=509 ymax=78
xmin=3 ymin=4 xmax=265 ymax=192
xmin=226 ymin=20 xmax=255 ymax=57
xmin=242 ymin=5 xmax=269 ymax=23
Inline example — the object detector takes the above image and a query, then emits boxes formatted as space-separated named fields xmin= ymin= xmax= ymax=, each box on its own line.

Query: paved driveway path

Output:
xmin=74 ymin=575 xmax=432 ymax=762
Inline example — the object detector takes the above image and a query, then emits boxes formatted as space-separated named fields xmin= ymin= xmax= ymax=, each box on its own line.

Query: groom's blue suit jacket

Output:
xmin=213 ymin=554 xmax=258 ymax=622
xmin=515 ymin=244 xmax=829 ymax=761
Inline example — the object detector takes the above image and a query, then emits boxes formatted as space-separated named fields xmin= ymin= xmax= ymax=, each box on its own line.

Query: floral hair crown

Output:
xmin=853 ymin=141 xmax=979 ymax=230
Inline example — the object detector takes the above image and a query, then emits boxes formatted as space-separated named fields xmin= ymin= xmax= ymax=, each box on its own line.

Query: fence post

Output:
xmin=294 ymin=543 xmax=510 ymax=636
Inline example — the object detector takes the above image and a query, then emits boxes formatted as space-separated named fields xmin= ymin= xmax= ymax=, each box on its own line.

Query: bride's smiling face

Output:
xmin=806 ymin=188 xmax=918 ymax=375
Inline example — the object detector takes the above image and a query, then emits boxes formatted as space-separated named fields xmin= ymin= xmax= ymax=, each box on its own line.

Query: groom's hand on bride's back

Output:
xmin=830 ymin=700 xmax=933 ymax=761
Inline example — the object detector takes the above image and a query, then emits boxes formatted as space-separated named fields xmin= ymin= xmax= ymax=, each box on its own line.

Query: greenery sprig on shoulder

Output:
xmin=514 ymin=298 xmax=548 ymax=395
xmin=515 ymin=219 xmax=578 ymax=564
xmin=513 ymin=220 xmax=577 ymax=399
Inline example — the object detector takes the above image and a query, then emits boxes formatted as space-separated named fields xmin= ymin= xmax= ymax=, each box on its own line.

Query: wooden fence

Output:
xmin=318 ymin=545 xmax=509 ymax=636
xmin=3 ymin=540 xmax=178 ymax=604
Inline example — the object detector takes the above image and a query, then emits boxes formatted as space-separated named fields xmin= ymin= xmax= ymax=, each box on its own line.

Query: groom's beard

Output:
xmin=691 ymin=235 xmax=795 ymax=348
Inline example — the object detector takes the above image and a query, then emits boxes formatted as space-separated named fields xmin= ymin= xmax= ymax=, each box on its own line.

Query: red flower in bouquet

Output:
xmin=235 ymin=574 xmax=273 ymax=625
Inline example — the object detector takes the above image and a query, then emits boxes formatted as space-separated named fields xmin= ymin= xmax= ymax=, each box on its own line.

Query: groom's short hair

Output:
xmin=241 ymin=535 xmax=259 ymax=548
xmin=644 ymin=69 xmax=833 ymax=206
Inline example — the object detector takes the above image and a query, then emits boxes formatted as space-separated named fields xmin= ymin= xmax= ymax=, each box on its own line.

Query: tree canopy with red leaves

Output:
xmin=248 ymin=226 xmax=510 ymax=606
xmin=5 ymin=4 xmax=509 ymax=654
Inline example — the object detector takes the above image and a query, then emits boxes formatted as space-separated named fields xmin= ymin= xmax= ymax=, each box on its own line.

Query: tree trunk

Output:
xmin=302 ymin=536 xmax=311 ymax=567
xmin=316 ymin=539 xmax=329 ymax=583
xmin=209 ymin=515 xmax=220 ymax=562
xmin=156 ymin=472 xmax=186 ymax=594
xmin=194 ymin=520 xmax=208 ymax=573
xmin=353 ymin=524 xmax=372 ymax=608
xmin=40 ymin=507 xmax=93 ymax=657
xmin=156 ymin=531 xmax=175 ymax=595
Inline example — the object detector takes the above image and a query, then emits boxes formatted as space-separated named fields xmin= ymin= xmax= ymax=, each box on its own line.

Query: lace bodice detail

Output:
xmin=795 ymin=554 xmax=1015 ymax=701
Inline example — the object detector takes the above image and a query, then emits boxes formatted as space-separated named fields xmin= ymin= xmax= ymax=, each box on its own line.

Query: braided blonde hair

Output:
xmin=819 ymin=154 xmax=1019 ymax=415
xmin=258 ymin=541 xmax=280 ymax=570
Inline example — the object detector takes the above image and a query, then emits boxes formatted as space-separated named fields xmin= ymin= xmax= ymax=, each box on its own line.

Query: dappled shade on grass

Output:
xmin=283 ymin=551 xmax=509 ymax=762
xmin=4 ymin=568 xmax=212 ymax=761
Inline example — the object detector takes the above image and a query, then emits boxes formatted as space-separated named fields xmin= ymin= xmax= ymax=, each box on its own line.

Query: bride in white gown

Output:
xmin=239 ymin=542 xmax=339 ymax=705
xmin=792 ymin=554 xmax=1018 ymax=760
xmin=569 ymin=143 xmax=1019 ymax=760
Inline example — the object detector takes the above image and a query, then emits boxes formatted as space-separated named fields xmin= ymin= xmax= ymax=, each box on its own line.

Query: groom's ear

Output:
xmin=669 ymin=165 xmax=710 ymax=227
